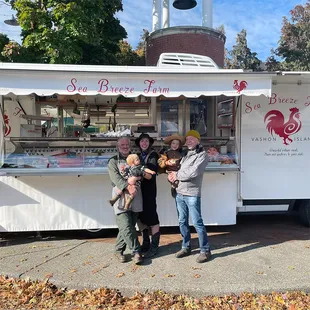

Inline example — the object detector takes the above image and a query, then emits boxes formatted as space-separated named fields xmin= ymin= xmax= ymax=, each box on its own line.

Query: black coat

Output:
xmin=138 ymin=149 xmax=159 ymax=226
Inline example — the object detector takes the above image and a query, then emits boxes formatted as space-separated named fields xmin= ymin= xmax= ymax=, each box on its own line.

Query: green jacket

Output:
xmin=107 ymin=153 xmax=143 ymax=214
xmin=107 ymin=153 xmax=128 ymax=191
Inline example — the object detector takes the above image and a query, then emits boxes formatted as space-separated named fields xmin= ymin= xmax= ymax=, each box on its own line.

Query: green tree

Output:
xmin=226 ymin=29 xmax=261 ymax=71
xmin=276 ymin=1 xmax=310 ymax=70
xmin=0 ymin=34 xmax=10 ymax=61
xmin=115 ymin=40 xmax=139 ymax=65
xmin=264 ymin=48 xmax=289 ymax=71
xmin=135 ymin=29 xmax=149 ymax=65
xmin=215 ymin=24 xmax=225 ymax=35
xmin=4 ymin=0 xmax=127 ymax=64
xmin=1 ymin=40 xmax=38 ymax=62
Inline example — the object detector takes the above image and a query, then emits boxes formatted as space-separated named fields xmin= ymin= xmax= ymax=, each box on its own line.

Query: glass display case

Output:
xmin=217 ymin=96 xmax=234 ymax=128
xmin=200 ymin=137 xmax=238 ymax=171
xmin=1 ymin=93 xmax=239 ymax=176
xmin=1 ymin=135 xmax=239 ymax=175
xmin=1 ymin=137 xmax=120 ymax=175
xmin=189 ymin=99 xmax=208 ymax=136
xmin=160 ymin=100 xmax=180 ymax=137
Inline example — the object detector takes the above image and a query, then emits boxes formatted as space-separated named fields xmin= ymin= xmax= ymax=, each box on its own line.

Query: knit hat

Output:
xmin=186 ymin=130 xmax=200 ymax=140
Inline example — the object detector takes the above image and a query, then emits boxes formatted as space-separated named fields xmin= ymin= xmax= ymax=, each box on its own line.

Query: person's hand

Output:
xmin=168 ymin=171 xmax=177 ymax=183
xmin=143 ymin=172 xmax=152 ymax=180
xmin=166 ymin=159 xmax=178 ymax=166
xmin=127 ymin=184 xmax=137 ymax=195
xmin=128 ymin=176 xmax=141 ymax=185
xmin=144 ymin=168 xmax=155 ymax=175
xmin=119 ymin=164 xmax=126 ymax=173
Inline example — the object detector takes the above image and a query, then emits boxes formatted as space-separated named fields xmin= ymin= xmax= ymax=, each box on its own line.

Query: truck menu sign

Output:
xmin=241 ymin=83 xmax=310 ymax=199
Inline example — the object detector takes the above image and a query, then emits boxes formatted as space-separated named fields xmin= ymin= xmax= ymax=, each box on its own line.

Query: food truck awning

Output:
xmin=0 ymin=63 xmax=275 ymax=97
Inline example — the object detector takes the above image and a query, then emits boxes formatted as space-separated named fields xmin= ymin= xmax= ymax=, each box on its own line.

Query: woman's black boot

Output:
xmin=144 ymin=232 xmax=160 ymax=258
xmin=141 ymin=228 xmax=150 ymax=253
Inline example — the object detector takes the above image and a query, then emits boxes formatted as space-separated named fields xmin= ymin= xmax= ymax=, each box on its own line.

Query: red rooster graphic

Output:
xmin=264 ymin=107 xmax=301 ymax=145
xmin=4 ymin=114 xmax=11 ymax=137
xmin=233 ymin=80 xmax=248 ymax=93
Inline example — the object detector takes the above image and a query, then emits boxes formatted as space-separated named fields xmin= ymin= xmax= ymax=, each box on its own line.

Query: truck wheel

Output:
xmin=84 ymin=228 xmax=104 ymax=238
xmin=299 ymin=200 xmax=310 ymax=227
xmin=86 ymin=228 xmax=103 ymax=233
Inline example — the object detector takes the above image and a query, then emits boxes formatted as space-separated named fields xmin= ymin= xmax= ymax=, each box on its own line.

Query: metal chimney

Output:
xmin=152 ymin=0 xmax=213 ymax=31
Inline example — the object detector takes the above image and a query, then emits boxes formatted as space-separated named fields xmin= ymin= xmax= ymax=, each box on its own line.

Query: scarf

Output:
xmin=141 ymin=150 xmax=149 ymax=163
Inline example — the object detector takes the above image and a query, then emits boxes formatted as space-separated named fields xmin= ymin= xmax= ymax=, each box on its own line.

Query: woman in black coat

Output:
xmin=135 ymin=133 xmax=160 ymax=258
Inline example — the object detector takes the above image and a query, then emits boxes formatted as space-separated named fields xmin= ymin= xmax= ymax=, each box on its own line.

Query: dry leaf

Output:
xmin=82 ymin=260 xmax=91 ymax=266
xmin=91 ymin=264 xmax=109 ymax=274
xmin=116 ymin=272 xmax=125 ymax=278
xmin=71 ymin=268 xmax=77 ymax=273
xmin=193 ymin=274 xmax=201 ymax=278
xmin=44 ymin=273 xmax=53 ymax=279
xmin=131 ymin=265 xmax=141 ymax=273
xmin=164 ymin=274 xmax=175 ymax=278
xmin=1 ymin=275 xmax=310 ymax=309
xmin=191 ymin=266 xmax=202 ymax=270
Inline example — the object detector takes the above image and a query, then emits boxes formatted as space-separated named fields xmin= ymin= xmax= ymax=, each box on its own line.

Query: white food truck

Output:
xmin=0 ymin=54 xmax=309 ymax=233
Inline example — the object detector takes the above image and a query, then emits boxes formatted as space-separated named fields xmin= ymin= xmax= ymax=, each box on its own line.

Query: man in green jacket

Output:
xmin=108 ymin=136 xmax=143 ymax=265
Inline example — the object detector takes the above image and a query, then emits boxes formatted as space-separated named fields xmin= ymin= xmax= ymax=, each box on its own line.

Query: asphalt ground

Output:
xmin=1 ymin=214 xmax=310 ymax=298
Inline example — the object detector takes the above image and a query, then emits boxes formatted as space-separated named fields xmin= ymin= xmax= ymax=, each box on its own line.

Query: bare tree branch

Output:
xmin=0 ymin=1 xmax=11 ymax=6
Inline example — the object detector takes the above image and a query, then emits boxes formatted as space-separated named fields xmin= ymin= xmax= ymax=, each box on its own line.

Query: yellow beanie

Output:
xmin=186 ymin=130 xmax=200 ymax=140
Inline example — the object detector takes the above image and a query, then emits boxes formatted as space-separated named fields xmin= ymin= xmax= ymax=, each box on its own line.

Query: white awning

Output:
xmin=0 ymin=63 xmax=274 ymax=97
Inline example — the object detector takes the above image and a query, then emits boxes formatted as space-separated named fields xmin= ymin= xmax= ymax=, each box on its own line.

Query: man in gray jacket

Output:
xmin=168 ymin=130 xmax=211 ymax=263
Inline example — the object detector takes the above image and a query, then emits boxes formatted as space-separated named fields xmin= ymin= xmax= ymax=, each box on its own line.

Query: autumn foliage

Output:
xmin=1 ymin=275 xmax=309 ymax=309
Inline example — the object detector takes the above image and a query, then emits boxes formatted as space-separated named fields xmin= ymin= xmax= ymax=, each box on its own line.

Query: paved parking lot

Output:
xmin=1 ymin=214 xmax=310 ymax=297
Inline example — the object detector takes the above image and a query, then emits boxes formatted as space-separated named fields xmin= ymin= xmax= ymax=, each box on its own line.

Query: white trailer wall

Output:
xmin=241 ymin=84 xmax=310 ymax=199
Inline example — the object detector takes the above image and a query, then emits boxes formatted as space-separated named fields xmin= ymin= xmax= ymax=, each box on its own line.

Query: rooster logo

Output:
xmin=264 ymin=107 xmax=301 ymax=145
xmin=4 ymin=114 xmax=11 ymax=137
xmin=233 ymin=80 xmax=248 ymax=93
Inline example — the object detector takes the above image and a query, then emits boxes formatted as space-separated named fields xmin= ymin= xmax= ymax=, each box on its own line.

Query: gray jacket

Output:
xmin=176 ymin=146 xmax=208 ymax=197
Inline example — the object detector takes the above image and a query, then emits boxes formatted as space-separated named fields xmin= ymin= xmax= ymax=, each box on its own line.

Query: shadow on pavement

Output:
xmin=1 ymin=214 xmax=309 ymax=262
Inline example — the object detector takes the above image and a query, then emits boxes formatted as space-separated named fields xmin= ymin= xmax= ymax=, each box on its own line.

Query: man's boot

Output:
xmin=140 ymin=228 xmax=150 ymax=253
xmin=144 ymin=232 xmax=160 ymax=258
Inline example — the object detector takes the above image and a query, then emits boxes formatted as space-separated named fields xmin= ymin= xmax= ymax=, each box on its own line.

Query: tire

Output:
xmin=84 ymin=228 xmax=105 ymax=238
xmin=86 ymin=228 xmax=103 ymax=233
xmin=298 ymin=200 xmax=310 ymax=227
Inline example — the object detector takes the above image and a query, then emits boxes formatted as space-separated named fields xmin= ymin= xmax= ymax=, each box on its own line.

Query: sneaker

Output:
xmin=196 ymin=251 xmax=212 ymax=263
xmin=115 ymin=251 xmax=127 ymax=263
xmin=133 ymin=253 xmax=143 ymax=265
xmin=175 ymin=248 xmax=191 ymax=258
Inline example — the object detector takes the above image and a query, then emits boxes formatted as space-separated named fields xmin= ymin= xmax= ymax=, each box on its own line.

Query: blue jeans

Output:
xmin=175 ymin=194 xmax=210 ymax=253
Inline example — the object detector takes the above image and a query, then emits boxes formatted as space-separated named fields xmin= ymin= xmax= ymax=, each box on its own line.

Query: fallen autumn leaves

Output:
xmin=1 ymin=275 xmax=310 ymax=309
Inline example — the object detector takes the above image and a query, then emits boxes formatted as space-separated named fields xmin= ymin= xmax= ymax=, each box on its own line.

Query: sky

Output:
xmin=0 ymin=0 xmax=307 ymax=61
